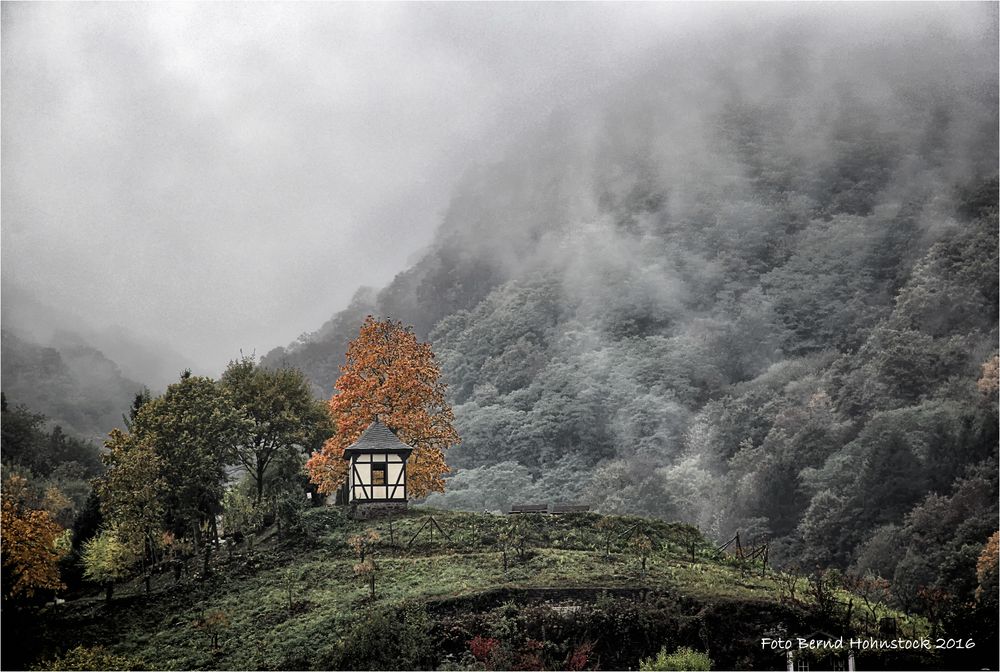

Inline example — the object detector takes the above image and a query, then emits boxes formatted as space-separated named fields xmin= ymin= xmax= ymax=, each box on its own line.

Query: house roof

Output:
xmin=341 ymin=419 xmax=414 ymax=459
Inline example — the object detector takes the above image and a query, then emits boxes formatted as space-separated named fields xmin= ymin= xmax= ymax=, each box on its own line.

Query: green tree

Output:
xmin=81 ymin=527 xmax=138 ymax=601
xmin=121 ymin=388 xmax=152 ymax=432
xmin=258 ymin=447 xmax=309 ymax=535
xmin=95 ymin=429 xmax=166 ymax=574
xmin=632 ymin=534 xmax=653 ymax=577
xmin=639 ymin=646 xmax=713 ymax=671
xmin=130 ymin=372 xmax=245 ymax=552
xmin=220 ymin=357 xmax=332 ymax=506
xmin=1 ymin=397 xmax=103 ymax=478
xmin=222 ymin=486 xmax=263 ymax=551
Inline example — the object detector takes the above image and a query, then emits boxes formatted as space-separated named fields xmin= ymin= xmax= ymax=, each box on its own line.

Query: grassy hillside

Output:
xmin=12 ymin=507 xmax=957 ymax=671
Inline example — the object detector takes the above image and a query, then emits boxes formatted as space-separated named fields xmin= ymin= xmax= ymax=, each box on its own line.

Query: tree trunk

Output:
xmin=369 ymin=574 xmax=376 ymax=599
xmin=191 ymin=522 xmax=200 ymax=556
xmin=144 ymin=575 xmax=151 ymax=594
xmin=256 ymin=464 xmax=265 ymax=507
xmin=105 ymin=583 xmax=114 ymax=602
xmin=203 ymin=541 xmax=212 ymax=576
xmin=144 ymin=536 xmax=154 ymax=568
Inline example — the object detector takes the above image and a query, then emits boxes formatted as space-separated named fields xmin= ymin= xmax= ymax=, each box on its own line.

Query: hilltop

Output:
xmin=11 ymin=507 xmax=955 ymax=671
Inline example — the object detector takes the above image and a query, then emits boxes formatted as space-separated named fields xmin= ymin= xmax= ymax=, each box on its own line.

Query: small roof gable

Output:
xmin=341 ymin=419 xmax=414 ymax=458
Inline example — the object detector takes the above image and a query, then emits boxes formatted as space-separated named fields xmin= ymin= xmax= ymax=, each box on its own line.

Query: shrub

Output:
xmin=331 ymin=603 xmax=435 ymax=670
xmin=482 ymin=638 xmax=544 ymax=671
xmin=32 ymin=645 xmax=145 ymax=671
xmin=639 ymin=646 xmax=713 ymax=671
xmin=468 ymin=635 xmax=498 ymax=662
xmin=566 ymin=641 xmax=595 ymax=671
xmin=194 ymin=610 xmax=230 ymax=650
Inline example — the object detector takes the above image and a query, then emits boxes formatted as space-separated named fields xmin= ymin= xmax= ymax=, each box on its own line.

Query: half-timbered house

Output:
xmin=342 ymin=419 xmax=413 ymax=506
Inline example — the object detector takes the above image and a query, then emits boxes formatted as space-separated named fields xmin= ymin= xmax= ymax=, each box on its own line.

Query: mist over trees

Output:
xmin=2 ymin=283 xmax=198 ymax=392
xmin=262 ymin=8 xmax=998 ymax=632
xmin=0 ymin=330 xmax=145 ymax=441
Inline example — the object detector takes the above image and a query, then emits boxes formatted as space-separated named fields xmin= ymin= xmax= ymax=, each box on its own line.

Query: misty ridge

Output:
xmin=272 ymin=6 xmax=997 ymax=359
xmin=1 ymin=1 xmax=997 ymax=623
xmin=2 ymin=283 xmax=198 ymax=441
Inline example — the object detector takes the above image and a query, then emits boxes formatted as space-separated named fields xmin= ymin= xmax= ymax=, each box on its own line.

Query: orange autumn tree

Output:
xmin=306 ymin=316 xmax=459 ymax=498
xmin=975 ymin=530 xmax=999 ymax=602
xmin=1 ymin=475 xmax=67 ymax=601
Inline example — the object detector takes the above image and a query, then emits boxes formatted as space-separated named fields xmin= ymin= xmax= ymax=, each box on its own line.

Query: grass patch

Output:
xmin=16 ymin=508 xmax=934 ymax=670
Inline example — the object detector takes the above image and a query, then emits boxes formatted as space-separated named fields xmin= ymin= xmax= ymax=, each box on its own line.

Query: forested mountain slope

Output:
xmin=1 ymin=329 xmax=145 ymax=441
xmin=1 ymin=282 xmax=197 ymax=392
xmin=261 ymin=15 xmax=999 ymax=630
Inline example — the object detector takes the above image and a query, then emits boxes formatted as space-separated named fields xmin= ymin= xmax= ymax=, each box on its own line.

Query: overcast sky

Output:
xmin=1 ymin=3 xmax=993 ymax=379
xmin=1 ymin=2 xmax=694 ymax=374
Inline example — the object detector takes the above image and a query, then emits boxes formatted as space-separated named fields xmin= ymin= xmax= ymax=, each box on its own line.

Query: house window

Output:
xmin=796 ymin=660 xmax=810 ymax=672
xmin=371 ymin=464 xmax=387 ymax=486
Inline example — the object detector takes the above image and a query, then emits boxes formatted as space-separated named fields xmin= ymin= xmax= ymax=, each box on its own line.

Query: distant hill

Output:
xmin=0 ymin=329 xmax=145 ymax=441
xmin=13 ymin=507 xmax=968 ymax=671
xmin=1 ymin=281 xmax=197 ymax=391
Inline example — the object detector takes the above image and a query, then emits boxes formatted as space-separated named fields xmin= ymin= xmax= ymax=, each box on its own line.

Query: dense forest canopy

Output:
xmin=258 ymin=8 xmax=999 ymax=629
